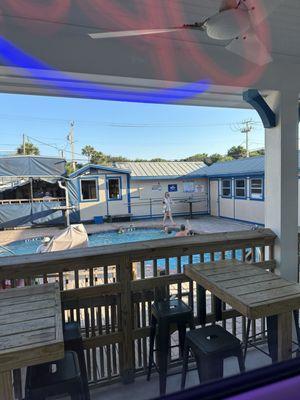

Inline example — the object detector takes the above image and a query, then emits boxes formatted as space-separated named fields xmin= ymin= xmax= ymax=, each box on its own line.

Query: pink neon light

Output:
xmin=2 ymin=0 xmax=271 ymax=86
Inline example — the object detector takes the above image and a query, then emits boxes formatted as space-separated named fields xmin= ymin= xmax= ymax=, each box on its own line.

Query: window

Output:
xmin=81 ymin=179 xmax=97 ymax=201
xmin=107 ymin=178 xmax=121 ymax=200
xmin=235 ymin=179 xmax=246 ymax=198
xmin=221 ymin=179 xmax=231 ymax=197
xmin=250 ymin=178 xmax=263 ymax=199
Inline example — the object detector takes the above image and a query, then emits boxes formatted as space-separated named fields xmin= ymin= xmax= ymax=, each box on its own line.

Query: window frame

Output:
xmin=250 ymin=177 xmax=264 ymax=200
xmin=107 ymin=176 xmax=122 ymax=201
xmin=221 ymin=179 xmax=232 ymax=198
xmin=80 ymin=178 xmax=98 ymax=202
xmin=234 ymin=178 xmax=247 ymax=199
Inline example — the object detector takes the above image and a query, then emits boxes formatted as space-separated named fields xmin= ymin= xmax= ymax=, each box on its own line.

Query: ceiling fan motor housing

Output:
xmin=206 ymin=9 xmax=250 ymax=40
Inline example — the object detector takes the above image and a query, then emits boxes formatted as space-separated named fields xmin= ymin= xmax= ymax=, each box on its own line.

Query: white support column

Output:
xmin=265 ymin=90 xmax=299 ymax=281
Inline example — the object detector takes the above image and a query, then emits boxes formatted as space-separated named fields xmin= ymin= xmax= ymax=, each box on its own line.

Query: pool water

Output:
xmin=88 ymin=228 xmax=176 ymax=247
xmin=1 ymin=228 xmax=176 ymax=257
xmin=0 ymin=228 xmax=248 ymax=273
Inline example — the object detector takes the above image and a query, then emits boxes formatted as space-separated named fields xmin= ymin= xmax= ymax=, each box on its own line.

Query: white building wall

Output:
xmin=209 ymin=176 xmax=267 ymax=225
xmin=78 ymin=171 xmax=129 ymax=221
xmin=130 ymin=178 xmax=208 ymax=218
xmin=219 ymin=198 xmax=234 ymax=219
xmin=234 ymin=200 xmax=264 ymax=224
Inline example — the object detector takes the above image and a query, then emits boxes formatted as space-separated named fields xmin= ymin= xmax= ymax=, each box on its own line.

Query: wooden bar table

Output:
xmin=0 ymin=283 xmax=64 ymax=400
xmin=184 ymin=259 xmax=300 ymax=362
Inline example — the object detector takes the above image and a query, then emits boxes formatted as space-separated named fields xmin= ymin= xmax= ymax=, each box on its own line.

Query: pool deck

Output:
xmin=0 ymin=216 xmax=254 ymax=246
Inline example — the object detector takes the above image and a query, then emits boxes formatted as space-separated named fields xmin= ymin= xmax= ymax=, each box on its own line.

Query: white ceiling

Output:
xmin=0 ymin=0 xmax=299 ymax=106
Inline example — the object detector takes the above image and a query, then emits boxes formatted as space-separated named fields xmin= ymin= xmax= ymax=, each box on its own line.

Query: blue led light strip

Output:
xmin=0 ymin=35 xmax=210 ymax=104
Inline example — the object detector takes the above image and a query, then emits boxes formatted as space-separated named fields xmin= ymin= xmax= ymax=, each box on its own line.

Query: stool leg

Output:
xmin=157 ymin=321 xmax=169 ymax=396
xmin=181 ymin=342 xmax=189 ymax=390
xmin=178 ymin=322 xmax=187 ymax=357
xmin=244 ymin=319 xmax=251 ymax=360
xmin=198 ymin=356 xmax=223 ymax=382
xmin=293 ymin=310 xmax=300 ymax=356
xmin=188 ymin=312 xmax=195 ymax=330
xmin=237 ymin=348 xmax=246 ymax=373
xmin=147 ymin=316 xmax=157 ymax=381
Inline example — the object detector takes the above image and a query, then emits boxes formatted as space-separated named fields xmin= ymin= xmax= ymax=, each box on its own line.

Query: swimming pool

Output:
xmin=0 ymin=228 xmax=248 ymax=274
xmin=1 ymin=228 xmax=176 ymax=256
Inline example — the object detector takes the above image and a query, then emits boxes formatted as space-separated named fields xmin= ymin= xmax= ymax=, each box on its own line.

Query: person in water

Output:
xmin=163 ymin=192 xmax=175 ymax=226
xmin=175 ymin=224 xmax=190 ymax=237
xmin=175 ymin=220 xmax=193 ymax=237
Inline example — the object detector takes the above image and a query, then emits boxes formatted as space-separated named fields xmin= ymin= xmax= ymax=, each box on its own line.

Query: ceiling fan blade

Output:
xmin=245 ymin=0 xmax=285 ymax=26
xmin=226 ymin=32 xmax=273 ymax=65
xmin=219 ymin=0 xmax=239 ymax=12
xmin=89 ymin=28 xmax=181 ymax=40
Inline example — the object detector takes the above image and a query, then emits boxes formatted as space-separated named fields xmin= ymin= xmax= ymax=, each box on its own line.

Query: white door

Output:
xmin=210 ymin=180 xmax=219 ymax=217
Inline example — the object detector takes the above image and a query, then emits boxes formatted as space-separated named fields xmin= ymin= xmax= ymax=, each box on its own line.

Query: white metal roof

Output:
xmin=114 ymin=162 xmax=205 ymax=179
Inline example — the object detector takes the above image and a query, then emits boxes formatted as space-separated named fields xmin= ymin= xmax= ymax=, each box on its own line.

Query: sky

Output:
xmin=0 ymin=93 xmax=265 ymax=162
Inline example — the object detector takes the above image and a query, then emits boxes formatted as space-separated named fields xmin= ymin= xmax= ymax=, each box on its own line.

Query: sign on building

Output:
xmin=168 ymin=184 xmax=178 ymax=192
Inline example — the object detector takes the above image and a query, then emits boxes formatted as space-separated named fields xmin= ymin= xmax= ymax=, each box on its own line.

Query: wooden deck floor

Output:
xmin=86 ymin=346 xmax=271 ymax=400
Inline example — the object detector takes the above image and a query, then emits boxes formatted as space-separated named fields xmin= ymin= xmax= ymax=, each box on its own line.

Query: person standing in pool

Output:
xmin=163 ymin=192 xmax=175 ymax=226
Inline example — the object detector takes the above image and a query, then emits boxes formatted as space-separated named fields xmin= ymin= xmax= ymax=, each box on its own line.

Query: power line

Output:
xmin=0 ymin=113 xmax=263 ymax=128
xmin=27 ymin=134 xmax=86 ymax=160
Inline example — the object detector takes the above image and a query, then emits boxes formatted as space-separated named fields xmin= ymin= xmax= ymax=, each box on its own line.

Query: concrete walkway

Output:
xmin=0 ymin=216 xmax=254 ymax=246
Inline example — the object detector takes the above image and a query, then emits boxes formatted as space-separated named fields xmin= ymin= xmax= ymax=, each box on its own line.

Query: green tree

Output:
xmin=82 ymin=146 xmax=108 ymax=164
xmin=65 ymin=162 xmax=83 ymax=175
xmin=109 ymin=155 xmax=129 ymax=163
xmin=206 ymin=153 xmax=224 ymax=165
xmin=81 ymin=145 xmax=96 ymax=162
xmin=16 ymin=142 xmax=40 ymax=155
xmin=150 ymin=158 xmax=168 ymax=162
xmin=249 ymin=149 xmax=265 ymax=157
xmin=91 ymin=151 xmax=108 ymax=165
xmin=181 ymin=153 xmax=209 ymax=163
xmin=227 ymin=145 xmax=247 ymax=159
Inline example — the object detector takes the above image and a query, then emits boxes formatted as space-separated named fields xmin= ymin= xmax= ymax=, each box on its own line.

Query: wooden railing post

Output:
xmin=119 ymin=256 xmax=135 ymax=384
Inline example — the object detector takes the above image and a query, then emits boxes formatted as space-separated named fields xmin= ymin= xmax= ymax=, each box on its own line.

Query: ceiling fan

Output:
xmin=88 ymin=0 xmax=284 ymax=66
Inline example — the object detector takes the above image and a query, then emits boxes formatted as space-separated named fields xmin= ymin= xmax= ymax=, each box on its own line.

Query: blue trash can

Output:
xmin=94 ymin=216 xmax=104 ymax=224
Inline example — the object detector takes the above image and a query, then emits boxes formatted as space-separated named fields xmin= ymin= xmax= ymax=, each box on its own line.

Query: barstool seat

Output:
xmin=147 ymin=298 xmax=194 ymax=395
xmin=181 ymin=325 xmax=245 ymax=389
xmin=152 ymin=298 xmax=193 ymax=321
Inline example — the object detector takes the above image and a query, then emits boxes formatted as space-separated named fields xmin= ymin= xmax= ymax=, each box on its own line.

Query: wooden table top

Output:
xmin=0 ymin=283 xmax=64 ymax=372
xmin=184 ymin=259 xmax=300 ymax=319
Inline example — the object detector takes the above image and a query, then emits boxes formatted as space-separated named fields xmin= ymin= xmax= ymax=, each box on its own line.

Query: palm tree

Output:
xmin=16 ymin=142 xmax=40 ymax=155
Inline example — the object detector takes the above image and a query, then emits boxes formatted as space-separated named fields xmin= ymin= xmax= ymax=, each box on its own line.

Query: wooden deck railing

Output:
xmin=0 ymin=228 xmax=276 ymax=394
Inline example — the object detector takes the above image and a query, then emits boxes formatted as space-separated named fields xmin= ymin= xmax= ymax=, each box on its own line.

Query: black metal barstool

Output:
xmin=181 ymin=324 xmax=245 ymax=389
xmin=64 ymin=322 xmax=90 ymax=400
xmin=147 ymin=298 xmax=194 ymax=395
xmin=25 ymin=351 xmax=86 ymax=400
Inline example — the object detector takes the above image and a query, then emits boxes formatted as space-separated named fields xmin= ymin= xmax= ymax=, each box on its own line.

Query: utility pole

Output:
xmin=232 ymin=120 xmax=255 ymax=158
xmin=22 ymin=134 xmax=26 ymax=155
xmin=241 ymin=120 xmax=254 ymax=157
xmin=67 ymin=121 xmax=76 ymax=171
